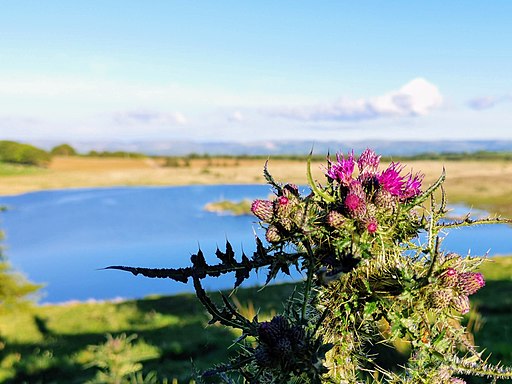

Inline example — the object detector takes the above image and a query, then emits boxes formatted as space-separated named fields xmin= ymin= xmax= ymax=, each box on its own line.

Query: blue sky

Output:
xmin=1 ymin=1 xmax=511 ymax=143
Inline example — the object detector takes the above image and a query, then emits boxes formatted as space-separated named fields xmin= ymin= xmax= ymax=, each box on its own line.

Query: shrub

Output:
xmin=50 ymin=143 xmax=77 ymax=156
xmin=0 ymin=141 xmax=51 ymax=167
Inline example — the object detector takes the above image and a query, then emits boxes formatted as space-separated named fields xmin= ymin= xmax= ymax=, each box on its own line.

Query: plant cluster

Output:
xmin=109 ymin=149 xmax=512 ymax=383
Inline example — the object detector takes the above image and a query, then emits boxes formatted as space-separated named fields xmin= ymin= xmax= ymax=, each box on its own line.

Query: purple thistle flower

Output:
xmin=401 ymin=172 xmax=424 ymax=199
xmin=377 ymin=162 xmax=405 ymax=196
xmin=357 ymin=148 xmax=381 ymax=178
xmin=326 ymin=151 xmax=355 ymax=185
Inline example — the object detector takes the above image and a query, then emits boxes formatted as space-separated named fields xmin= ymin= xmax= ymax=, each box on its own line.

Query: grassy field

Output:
xmin=1 ymin=155 xmax=512 ymax=216
xmin=0 ymin=257 xmax=510 ymax=383
xmin=1 ymin=154 xmax=511 ymax=382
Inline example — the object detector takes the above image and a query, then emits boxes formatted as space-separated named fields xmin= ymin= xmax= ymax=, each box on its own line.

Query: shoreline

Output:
xmin=1 ymin=156 xmax=512 ymax=215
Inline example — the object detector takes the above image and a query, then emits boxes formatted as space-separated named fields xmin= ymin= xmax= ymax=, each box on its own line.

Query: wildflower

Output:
xmin=326 ymin=151 xmax=355 ymax=185
xmin=378 ymin=162 xmax=405 ymax=196
xmin=254 ymin=344 xmax=273 ymax=367
xmin=251 ymin=199 xmax=274 ymax=222
xmin=457 ymin=272 xmax=485 ymax=295
xmin=401 ymin=171 xmax=424 ymax=199
xmin=450 ymin=378 xmax=467 ymax=384
xmin=357 ymin=148 xmax=381 ymax=179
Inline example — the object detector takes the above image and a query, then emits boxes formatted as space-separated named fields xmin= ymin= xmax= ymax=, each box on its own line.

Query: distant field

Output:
xmin=1 ymin=155 xmax=511 ymax=215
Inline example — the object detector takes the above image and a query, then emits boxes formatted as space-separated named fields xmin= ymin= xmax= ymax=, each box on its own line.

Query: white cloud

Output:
xmin=228 ymin=111 xmax=244 ymax=122
xmin=113 ymin=110 xmax=187 ymax=126
xmin=466 ymin=95 xmax=512 ymax=110
xmin=268 ymin=78 xmax=443 ymax=122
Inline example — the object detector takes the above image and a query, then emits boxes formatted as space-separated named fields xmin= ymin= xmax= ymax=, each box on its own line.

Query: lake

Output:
xmin=0 ymin=185 xmax=511 ymax=303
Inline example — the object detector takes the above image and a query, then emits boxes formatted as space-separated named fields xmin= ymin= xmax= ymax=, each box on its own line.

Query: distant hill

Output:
xmin=28 ymin=139 xmax=512 ymax=157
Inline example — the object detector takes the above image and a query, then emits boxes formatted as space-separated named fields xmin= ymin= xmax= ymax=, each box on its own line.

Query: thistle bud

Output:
xmin=452 ymin=294 xmax=470 ymax=314
xmin=449 ymin=378 xmax=466 ymax=384
xmin=345 ymin=180 xmax=367 ymax=218
xmin=265 ymin=225 xmax=281 ymax=243
xmin=439 ymin=268 xmax=458 ymax=288
xmin=457 ymin=272 xmax=485 ymax=295
xmin=275 ymin=195 xmax=291 ymax=219
xmin=275 ymin=337 xmax=292 ymax=356
xmin=327 ymin=211 xmax=345 ymax=228
xmin=366 ymin=218 xmax=378 ymax=234
xmin=429 ymin=289 xmax=454 ymax=310
xmin=258 ymin=315 xmax=289 ymax=345
xmin=251 ymin=199 xmax=274 ymax=222
xmin=279 ymin=217 xmax=293 ymax=231
xmin=374 ymin=189 xmax=396 ymax=211
xmin=254 ymin=344 xmax=273 ymax=367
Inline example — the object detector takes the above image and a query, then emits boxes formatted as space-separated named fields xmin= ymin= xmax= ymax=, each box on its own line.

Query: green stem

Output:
xmin=301 ymin=240 xmax=316 ymax=321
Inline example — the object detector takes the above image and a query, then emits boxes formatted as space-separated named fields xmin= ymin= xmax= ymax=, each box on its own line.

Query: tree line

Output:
xmin=0 ymin=141 xmax=145 ymax=167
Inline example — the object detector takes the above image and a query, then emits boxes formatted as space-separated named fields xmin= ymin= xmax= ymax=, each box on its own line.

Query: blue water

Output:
xmin=0 ymin=185 xmax=511 ymax=303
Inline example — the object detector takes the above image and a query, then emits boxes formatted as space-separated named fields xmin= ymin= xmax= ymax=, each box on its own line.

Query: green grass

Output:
xmin=0 ymin=283 xmax=295 ymax=383
xmin=0 ymin=259 xmax=511 ymax=383
xmin=0 ymin=162 xmax=45 ymax=177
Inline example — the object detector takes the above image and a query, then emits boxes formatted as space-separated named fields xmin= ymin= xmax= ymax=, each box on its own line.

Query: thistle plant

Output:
xmin=108 ymin=149 xmax=512 ymax=383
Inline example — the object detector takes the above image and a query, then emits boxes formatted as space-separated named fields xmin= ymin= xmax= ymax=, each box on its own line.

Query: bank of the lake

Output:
xmin=1 ymin=156 xmax=512 ymax=215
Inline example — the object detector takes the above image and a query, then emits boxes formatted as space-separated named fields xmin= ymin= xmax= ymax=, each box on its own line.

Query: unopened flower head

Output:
xmin=345 ymin=180 xmax=367 ymax=218
xmin=366 ymin=218 xmax=378 ymax=234
xmin=439 ymin=267 xmax=458 ymax=288
xmin=457 ymin=272 xmax=485 ymax=295
xmin=265 ymin=225 xmax=281 ymax=243
xmin=327 ymin=210 xmax=345 ymax=228
xmin=326 ymin=151 xmax=355 ymax=185
xmin=278 ymin=196 xmax=289 ymax=206
xmin=251 ymin=199 xmax=274 ymax=222
xmin=430 ymin=288 xmax=454 ymax=310
xmin=452 ymin=294 xmax=471 ymax=314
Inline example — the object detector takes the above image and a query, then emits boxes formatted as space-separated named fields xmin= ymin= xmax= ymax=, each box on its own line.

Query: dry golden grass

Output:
xmin=1 ymin=156 xmax=511 ymax=215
